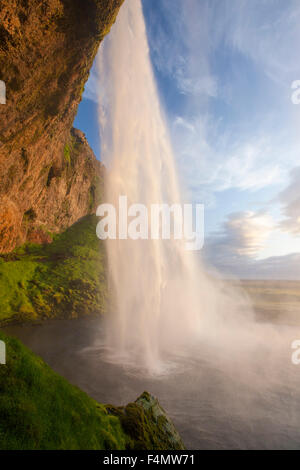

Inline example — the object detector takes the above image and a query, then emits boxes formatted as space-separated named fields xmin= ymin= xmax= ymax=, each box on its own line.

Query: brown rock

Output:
xmin=0 ymin=0 xmax=124 ymax=252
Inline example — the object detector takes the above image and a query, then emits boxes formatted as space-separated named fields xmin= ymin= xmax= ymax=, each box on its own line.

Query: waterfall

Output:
xmin=97 ymin=0 xmax=251 ymax=372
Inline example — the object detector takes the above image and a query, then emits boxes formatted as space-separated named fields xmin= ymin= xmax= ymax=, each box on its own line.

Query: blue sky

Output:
xmin=74 ymin=0 xmax=300 ymax=279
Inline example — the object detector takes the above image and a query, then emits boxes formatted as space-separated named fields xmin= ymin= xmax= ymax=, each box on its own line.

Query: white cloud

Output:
xmin=146 ymin=0 xmax=218 ymax=100
xmin=209 ymin=251 xmax=300 ymax=280
xmin=148 ymin=0 xmax=300 ymax=102
xmin=80 ymin=0 xmax=300 ymax=281
xmin=143 ymin=0 xmax=300 ymax=206
xmin=205 ymin=211 xmax=273 ymax=264
xmin=250 ymin=252 xmax=300 ymax=280
xmin=224 ymin=0 xmax=300 ymax=86
xmin=173 ymin=116 xmax=195 ymax=133
xmin=203 ymin=210 xmax=300 ymax=279
xmin=204 ymin=209 xmax=300 ymax=279
xmin=172 ymin=113 xmax=293 ymax=206
xmin=279 ymin=166 xmax=300 ymax=234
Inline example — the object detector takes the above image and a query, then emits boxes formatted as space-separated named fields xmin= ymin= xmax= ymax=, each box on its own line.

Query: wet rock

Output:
xmin=106 ymin=391 xmax=185 ymax=450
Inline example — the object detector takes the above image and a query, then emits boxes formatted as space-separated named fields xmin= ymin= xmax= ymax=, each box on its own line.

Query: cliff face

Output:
xmin=0 ymin=0 xmax=124 ymax=253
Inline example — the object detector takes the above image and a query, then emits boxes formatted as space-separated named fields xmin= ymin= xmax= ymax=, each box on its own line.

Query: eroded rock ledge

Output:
xmin=0 ymin=0 xmax=124 ymax=252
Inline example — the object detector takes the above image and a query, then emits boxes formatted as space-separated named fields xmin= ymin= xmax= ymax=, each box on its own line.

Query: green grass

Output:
xmin=0 ymin=332 xmax=185 ymax=450
xmin=0 ymin=330 xmax=126 ymax=450
xmin=0 ymin=215 xmax=107 ymax=325
xmin=0 ymin=214 xmax=185 ymax=450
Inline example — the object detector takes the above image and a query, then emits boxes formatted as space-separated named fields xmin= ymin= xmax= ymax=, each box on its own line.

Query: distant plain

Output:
xmin=231 ymin=280 xmax=300 ymax=325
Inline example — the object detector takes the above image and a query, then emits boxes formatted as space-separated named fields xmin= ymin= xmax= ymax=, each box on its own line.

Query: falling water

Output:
xmin=3 ymin=0 xmax=299 ymax=450
xmin=97 ymin=0 xmax=253 ymax=372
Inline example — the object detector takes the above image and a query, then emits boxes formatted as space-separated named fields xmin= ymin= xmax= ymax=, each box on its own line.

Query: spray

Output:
xmin=97 ymin=0 xmax=255 ymax=372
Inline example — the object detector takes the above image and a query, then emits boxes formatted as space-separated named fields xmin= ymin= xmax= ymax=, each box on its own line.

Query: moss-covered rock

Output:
xmin=106 ymin=392 xmax=185 ymax=450
xmin=0 ymin=331 xmax=185 ymax=450
xmin=0 ymin=215 xmax=107 ymax=325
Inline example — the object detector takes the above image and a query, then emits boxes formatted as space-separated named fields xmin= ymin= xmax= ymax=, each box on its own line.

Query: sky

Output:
xmin=74 ymin=0 xmax=300 ymax=279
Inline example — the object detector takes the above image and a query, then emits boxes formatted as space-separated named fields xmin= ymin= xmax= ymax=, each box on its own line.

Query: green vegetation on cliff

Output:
xmin=0 ymin=215 xmax=107 ymax=325
xmin=0 ymin=331 xmax=185 ymax=450
xmin=0 ymin=330 xmax=125 ymax=450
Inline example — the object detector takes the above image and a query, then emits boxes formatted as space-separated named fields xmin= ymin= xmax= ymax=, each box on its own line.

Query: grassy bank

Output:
xmin=0 ymin=331 xmax=185 ymax=450
xmin=0 ymin=217 xmax=186 ymax=450
xmin=0 ymin=215 xmax=107 ymax=325
xmin=0 ymin=330 xmax=124 ymax=449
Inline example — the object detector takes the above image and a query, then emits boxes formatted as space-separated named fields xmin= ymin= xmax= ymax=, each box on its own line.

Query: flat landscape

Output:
xmin=233 ymin=280 xmax=300 ymax=325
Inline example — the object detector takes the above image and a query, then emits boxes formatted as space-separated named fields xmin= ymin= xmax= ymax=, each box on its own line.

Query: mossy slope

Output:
xmin=0 ymin=330 xmax=123 ymax=450
xmin=0 ymin=215 xmax=106 ymax=325
xmin=0 ymin=331 xmax=185 ymax=450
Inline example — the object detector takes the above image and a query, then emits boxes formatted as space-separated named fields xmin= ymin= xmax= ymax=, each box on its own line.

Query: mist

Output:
xmin=96 ymin=0 xmax=253 ymax=370
xmin=96 ymin=0 xmax=297 ymax=363
xmin=92 ymin=0 xmax=300 ymax=448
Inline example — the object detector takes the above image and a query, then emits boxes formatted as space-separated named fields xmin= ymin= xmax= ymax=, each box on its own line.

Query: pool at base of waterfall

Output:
xmin=4 ymin=317 xmax=300 ymax=450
